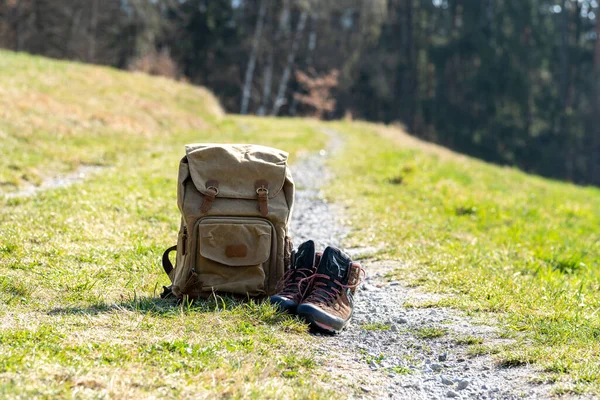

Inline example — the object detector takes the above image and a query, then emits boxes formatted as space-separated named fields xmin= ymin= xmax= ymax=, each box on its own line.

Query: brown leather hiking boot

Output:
xmin=296 ymin=246 xmax=363 ymax=333
xmin=269 ymin=240 xmax=321 ymax=312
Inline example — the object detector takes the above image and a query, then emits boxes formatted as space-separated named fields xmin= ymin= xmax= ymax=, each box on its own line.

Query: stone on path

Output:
xmin=441 ymin=376 xmax=454 ymax=386
xmin=457 ymin=380 xmax=469 ymax=390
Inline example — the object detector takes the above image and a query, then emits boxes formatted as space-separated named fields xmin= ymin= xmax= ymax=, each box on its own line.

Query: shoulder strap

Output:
xmin=162 ymin=245 xmax=178 ymax=278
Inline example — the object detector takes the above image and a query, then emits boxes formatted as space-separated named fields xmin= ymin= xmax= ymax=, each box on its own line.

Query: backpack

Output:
xmin=161 ymin=144 xmax=295 ymax=300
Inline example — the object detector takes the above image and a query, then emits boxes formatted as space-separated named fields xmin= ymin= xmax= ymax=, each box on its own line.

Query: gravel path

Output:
xmin=4 ymin=165 xmax=106 ymax=199
xmin=289 ymin=129 xmax=559 ymax=399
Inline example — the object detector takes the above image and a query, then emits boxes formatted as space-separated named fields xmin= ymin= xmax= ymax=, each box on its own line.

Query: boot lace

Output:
xmin=299 ymin=263 xmax=365 ymax=306
xmin=277 ymin=266 xmax=315 ymax=298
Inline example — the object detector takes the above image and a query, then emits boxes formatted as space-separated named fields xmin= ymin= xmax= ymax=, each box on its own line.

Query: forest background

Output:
xmin=1 ymin=0 xmax=599 ymax=185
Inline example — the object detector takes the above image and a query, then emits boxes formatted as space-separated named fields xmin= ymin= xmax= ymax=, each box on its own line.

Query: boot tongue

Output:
xmin=317 ymin=247 xmax=351 ymax=281
xmin=294 ymin=240 xmax=316 ymax=270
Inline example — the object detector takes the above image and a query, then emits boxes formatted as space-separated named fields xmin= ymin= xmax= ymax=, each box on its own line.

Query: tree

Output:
xmin=1 ymin=0 xmax=599 ymax=185
xmin=258 ymin=0 xmax=290 ymax=116
xmin=240 ymin=0 xmax=269 ymax=115
xmin=271 ymin=10 xmax=308 ymax=116
xmin=293 ymin=68 xmax=339 ymax=119
xmin=590 ymin=10 xmax=600 ymax=185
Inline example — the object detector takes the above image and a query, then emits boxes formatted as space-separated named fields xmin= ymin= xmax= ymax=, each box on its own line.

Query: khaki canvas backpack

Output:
xmin=161 ymin=144 xmax=295 ymax=300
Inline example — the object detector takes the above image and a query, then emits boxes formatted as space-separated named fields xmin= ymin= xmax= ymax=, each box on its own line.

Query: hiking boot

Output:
xmin=296 ymin=246 xmax=363 ymax=333
xmin=269 ymin=240 xmax=320 ymax=313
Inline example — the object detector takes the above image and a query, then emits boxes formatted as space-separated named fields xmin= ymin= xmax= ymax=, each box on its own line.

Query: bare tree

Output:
xmin=13 ymin=0 xmax=25 ymax=51
xmin=290 ymin=12 xmax=318 ymax=116
xmin=591 ymin=9 xmax=600 ymax=185
xmin=558 ymin=0 xmax=572 ymax=178
xmin=559 ymin=0 xmax=571 ymax=121
xmin=271 ymin=10 xmax=308 ymax=116
xmin=258 ymin=0 xmax=289 ymax=116
xmin=294 ymin=68 xmax=339 ymax=119
xmin=240 ymin=0 xmax=269 ymax=115
xmin=88 ymin=0 xmax=99 ymax=62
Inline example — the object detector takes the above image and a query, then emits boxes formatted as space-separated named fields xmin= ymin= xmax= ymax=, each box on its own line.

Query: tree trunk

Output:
xmin=486 ymin=0 xmax=494 ymax=28
xmin=257 ymin=54 xmax=274 ymax=116
xmin=558 ymin=0 xmax=571 ymax=178
xmin=395 ymin=0 xmax=418 ymax=131
xmin=258 ymin=1 xmax=289 ymax=116
xmin=88 ymin=0 xmax=99 ymax=63
xmin=405 ymin=0 xmax=418 ymax=132
xmin=290 ymin=13 xmax=318 ymax=116
xmin=271 ymin=11 xmax=308 ymax=116
xmin=306 ymin=14 xmax=318 ymax=66
xmin=67 ymin=7 xmax=83 ymax=59
xmin=14 ymin=0 xmax=23 ymax=51
xmin=558 ymin=0 xmax=570 ymax=118
xmin=591 ymin=11 xmax=600 ymax=185
xmin=240 ymin=0 xmax=269 ymax=115
xmin=595 ymin=5 xmax=600 ymax=71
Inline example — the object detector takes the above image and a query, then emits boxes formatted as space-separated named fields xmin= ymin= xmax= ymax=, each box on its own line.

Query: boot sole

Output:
xmin=269 ymin=295 xmax=298 ymax=313
xmin=296 ymin=303 xmax=350 ymax=334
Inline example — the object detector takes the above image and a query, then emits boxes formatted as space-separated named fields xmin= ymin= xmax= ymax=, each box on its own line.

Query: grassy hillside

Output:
xmin=0 ymin=51 xmax=225 ymax=190
xmin=0 ymin=51 xmax=328 ymax=399
xmin=329 ymin=122 xmax=600 ymax=395
xmin=2 ymin=50 xmax=600 ymax=397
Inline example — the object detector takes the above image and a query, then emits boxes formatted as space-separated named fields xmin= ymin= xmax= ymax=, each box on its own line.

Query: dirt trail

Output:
xmin=289 ymin=129 xmax=559 ymax=399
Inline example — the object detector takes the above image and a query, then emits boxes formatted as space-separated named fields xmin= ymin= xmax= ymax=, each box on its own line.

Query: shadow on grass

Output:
xmin=45 ymin=294 xmax=307 ymax=329
xmin=47 ymin=294 xmax=275 ymax=318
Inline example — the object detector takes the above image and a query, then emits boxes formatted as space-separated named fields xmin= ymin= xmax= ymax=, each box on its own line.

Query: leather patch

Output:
xmin=226 ymin=245 xmax=247 ymax=258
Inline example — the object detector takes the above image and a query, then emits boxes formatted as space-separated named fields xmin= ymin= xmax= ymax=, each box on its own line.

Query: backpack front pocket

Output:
xmin=194 ymin=218 xmax=274 ymax=296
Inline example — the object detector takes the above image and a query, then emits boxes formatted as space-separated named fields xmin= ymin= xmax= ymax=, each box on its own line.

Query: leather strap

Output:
xmin=200 ymin=180 xmax=219 ymax=214
xmin=255 ymin=180 xmax=269 ymax=216
xmin=162 ymin=245 xmax=178 ymax=278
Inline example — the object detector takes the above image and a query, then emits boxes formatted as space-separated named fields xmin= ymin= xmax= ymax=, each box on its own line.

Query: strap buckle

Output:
xmin=256 ymin=186 xmax=269 ymax=195
xmin=207 ymin=185 xmax=219 ymax=195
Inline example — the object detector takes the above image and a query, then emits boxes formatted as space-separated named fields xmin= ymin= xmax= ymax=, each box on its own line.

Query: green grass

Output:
xmin=0 ymin=50 xmax=331 ymax=399
xmin=327 ymin=120 xmax=600 ymax=394
xmin=413 ymin=327 xmax=448 ymax=339
xmin=454 ymin=335 xmax=484 ymax=346
xmin=389 ymin=366 xmax=413 ymax=375
xmin=0 ymin=51 xmax=223 ymax=190
xmin=4 ymin=48 xmax=600 ymax=397
xmin=467 ymin=344 xmax=502 ymax=357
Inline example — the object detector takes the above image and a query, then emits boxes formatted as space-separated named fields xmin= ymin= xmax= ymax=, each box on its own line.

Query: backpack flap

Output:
xmin=185 ymin=144 xmax=288 ymax=202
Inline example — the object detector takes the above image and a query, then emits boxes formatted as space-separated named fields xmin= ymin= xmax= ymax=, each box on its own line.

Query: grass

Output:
xmin=389 ymin=366 xmax=413 ymax=375
xmin=4 ymin=48 xmax=600 ymax=396
xmin=361 ymin=322 xmax=391 ymax=331
xmin=0 ymin=51 xmax=222 ymax=190
xmin=327 ymin=120 xmax=600 ymax=394
xmin=454 ymin=335 xmax=484 ymax=346
xmin=466 ymin=344 xmax=502 ymax=357
xmin=413 ymin=327 xmax=448 ymax=339
xmin=0 ymin=50 xmax=331 ymax=399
